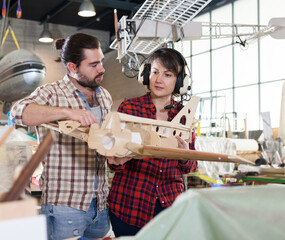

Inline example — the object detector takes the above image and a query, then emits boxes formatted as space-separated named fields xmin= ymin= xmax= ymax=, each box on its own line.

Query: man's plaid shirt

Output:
xmin=10 ymin=75 xmax=112 ymax=212
xmin=108 ymin=93 xmax=197 ymax=228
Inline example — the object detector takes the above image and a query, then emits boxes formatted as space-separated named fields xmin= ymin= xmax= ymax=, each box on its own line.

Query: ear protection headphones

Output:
xmin=138 ymin=48 xmax=191 ymax=95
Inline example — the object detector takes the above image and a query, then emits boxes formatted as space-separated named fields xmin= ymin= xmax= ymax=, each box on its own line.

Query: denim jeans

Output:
xmin=41 ymin=198 xmax=110 ymax=240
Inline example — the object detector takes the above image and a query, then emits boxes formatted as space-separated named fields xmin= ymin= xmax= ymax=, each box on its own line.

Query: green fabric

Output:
xmin=118 ymin=185 xmax=285 ymax=240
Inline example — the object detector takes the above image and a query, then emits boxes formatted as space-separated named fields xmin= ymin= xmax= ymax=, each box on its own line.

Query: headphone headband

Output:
xmin=137 ymin=48 xmax=191 ymax=95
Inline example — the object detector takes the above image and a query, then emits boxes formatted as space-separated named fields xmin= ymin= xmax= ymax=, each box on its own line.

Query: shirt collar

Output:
xmin=142 ymin=92 xmax=181 ymax=121
xmin=63 ymin=74 xmax=78 ymax=93
xmin=142 ymin=92 xmax=177 ymax=108
xmin=141 ymin=92 xmax=155 ymax=110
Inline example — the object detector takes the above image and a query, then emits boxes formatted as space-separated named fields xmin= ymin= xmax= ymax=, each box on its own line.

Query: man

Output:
xmin=10 ymin=33 xmax=112 ymax=240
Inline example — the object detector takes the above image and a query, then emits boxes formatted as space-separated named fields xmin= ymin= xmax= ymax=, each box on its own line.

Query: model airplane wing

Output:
xmin=127 ymin=143 xmax=254 ymax=165
xmin=110 ymin=0 xmax=213 ymax=59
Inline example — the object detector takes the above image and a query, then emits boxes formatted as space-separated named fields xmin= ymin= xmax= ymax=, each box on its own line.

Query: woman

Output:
xmin=107 ymin=48 xmax=197 ymax=237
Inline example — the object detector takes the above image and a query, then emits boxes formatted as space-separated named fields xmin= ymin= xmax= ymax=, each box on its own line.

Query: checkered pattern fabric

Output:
xmin=10 ymin=75 xmax=112 ymax=212
xmin=108 ymin=93 xmax=197 ymax=228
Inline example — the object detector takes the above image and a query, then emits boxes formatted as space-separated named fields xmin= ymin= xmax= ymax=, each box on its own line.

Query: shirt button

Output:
xmin=160 ymin=170 xmax=162 ymax=172
xmin=156 ymin=185 xmax=158 ymax=188
xmin=162 ymin=201 xmax=164 ymax=204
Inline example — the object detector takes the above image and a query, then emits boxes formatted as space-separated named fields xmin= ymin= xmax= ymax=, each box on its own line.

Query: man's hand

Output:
xmin=67 ymin=109 xmax=98 ymax=127
xmin=107 ymin=156 xmax=132 ymax=165
xmin=22 ymin=103 xmax=98 ymax=127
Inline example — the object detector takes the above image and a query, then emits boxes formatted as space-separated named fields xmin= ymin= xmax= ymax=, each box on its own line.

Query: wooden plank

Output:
xmin=258 ymin=167 xmax=285 ymax=175
xmin=127 ymin=143 xmax=255 ymax=165
xmin=0 ymin=126 xmax=13 ymax=148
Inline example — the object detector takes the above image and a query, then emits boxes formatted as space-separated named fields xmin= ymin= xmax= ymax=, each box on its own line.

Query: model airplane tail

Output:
xmin=171 ymin=96 xmax=200 ymax=127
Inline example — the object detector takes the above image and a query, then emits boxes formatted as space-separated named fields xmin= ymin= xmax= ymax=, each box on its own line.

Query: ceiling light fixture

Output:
xmin=38 ymin=22 xmax=54 ymax=43
xmin=78 ymin=0 xmax=96 ymax=17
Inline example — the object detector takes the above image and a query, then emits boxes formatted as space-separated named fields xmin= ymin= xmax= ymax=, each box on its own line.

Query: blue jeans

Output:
xmin=110 ymin=200 xmax=166 ymax=237
xmin=41 ymin=198 xmax=110 ymax=240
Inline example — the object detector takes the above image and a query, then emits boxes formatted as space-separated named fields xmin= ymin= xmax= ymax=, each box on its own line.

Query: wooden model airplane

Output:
xmin=42 ymin=96 xmax=254 ymax=165
xmin=110 ymin=0 xmax=285 ymax=78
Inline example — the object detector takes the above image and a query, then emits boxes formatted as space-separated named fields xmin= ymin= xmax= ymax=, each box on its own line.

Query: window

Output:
xmin=177 ymin=0 xmax=285 ymax=132
xmin=211 ymin=3 xmax=232 ymax=49
xmin=260 ymin=37 xmax=285 ymax=83
xmin=235 ymin=85 xmax=259 ymax=130
xmin=191 ymin=53 xmax=210 ymax=93
xmin=235 ymin=44 xmax=258 ymax=87
xmin=212 ymin=46 xmax=232 ymax=91
xmin=192 ymin=12 xmax=210 ymax=55
xmin=260 ymin=81 xmax=284 ymax=128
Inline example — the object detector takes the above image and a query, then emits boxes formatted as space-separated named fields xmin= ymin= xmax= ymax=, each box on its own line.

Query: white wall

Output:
xmin=0 ymin=17 xmax=146 ymax=119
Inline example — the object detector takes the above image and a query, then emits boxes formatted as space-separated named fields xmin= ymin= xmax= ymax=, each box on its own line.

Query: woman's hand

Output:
xmin=176 ymin=136 xmax=190 ymax=150
xmin=107 ymin=156 xmax=132 ymax=165
xmin=176 ymin=136 xmax=190 ymax=165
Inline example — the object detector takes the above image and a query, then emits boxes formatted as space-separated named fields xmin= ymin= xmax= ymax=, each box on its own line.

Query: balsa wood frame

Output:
xmin=42 ymin=96 xmax=254 ymax=165
xmin=88 ymin=96 xmax=200 ymax=157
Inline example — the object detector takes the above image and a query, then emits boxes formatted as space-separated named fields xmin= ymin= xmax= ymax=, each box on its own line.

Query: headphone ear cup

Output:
xmin=175 ymin=65 xmax=191 ymax=95
xmin=179 ymin=74 xmax=190 ymax=95
xmin=138 ymin=63 xmax=150 ymax=85
xmin=173 ymin=72 xmax=183 ymax=94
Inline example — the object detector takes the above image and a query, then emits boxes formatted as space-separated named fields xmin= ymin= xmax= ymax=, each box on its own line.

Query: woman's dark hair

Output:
xmin=54 ymin=33 xmax=101 ymax=70
xmin=148 ymin=48 xmax=183 ymax=77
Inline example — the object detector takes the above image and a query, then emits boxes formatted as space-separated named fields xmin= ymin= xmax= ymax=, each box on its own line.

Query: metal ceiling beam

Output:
xmin=199 ymin=0 xmax=238 ymax=16
xmin=70 ymin=0 xmax=140 ymax=11
xmin=39 ymin=0 xmax=73 ymax=24
xmin=77 ymin=8 xmax=113 ymax=30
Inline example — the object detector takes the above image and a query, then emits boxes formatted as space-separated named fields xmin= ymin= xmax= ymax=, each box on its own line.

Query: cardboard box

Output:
xmin=0 ymin=198 xmax=38 ymax=221
xmin=0 ymin=198 xmax=47 ymax=240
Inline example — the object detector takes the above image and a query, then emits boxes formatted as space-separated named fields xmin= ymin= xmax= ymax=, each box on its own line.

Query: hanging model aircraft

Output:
xmin=110 ymin=0 xmax=214 ymax=77
xmin=110 ymin=0 xmax=285 ymax=78
xmin=0 ymin=49 xmax=46 ymax=114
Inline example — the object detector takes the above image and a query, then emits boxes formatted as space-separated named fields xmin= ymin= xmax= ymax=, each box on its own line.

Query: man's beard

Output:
xmin=76 ymin=70 xmax=104 ymax=90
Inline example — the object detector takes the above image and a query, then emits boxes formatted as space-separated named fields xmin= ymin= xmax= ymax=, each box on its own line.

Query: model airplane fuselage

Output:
xmin=88 ymin=96 xmax=200 ymax=157
xmin=0 ymin=49 xmax=46 ymax=113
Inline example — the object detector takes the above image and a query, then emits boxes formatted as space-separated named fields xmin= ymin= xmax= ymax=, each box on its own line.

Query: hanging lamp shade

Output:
xmin=38 ymin=22 xmax=53 ymax=43
xmin=78 ymin=0 xmax=96 ymax=17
